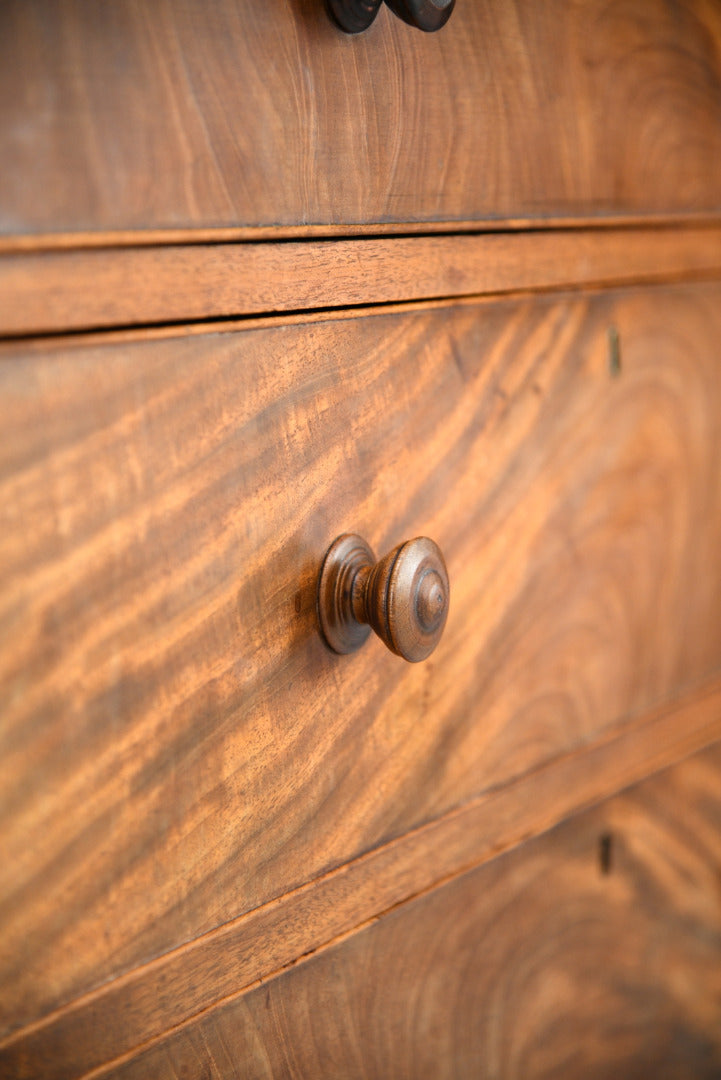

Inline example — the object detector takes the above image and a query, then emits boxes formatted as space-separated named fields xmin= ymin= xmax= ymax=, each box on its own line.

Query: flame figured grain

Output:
xmin=1 ymin=282 xmax=721 ymax=1064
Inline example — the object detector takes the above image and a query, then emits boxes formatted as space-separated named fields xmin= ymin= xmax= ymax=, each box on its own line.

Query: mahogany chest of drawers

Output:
xmin=1 ymin=2 xmax=721 ymax=1077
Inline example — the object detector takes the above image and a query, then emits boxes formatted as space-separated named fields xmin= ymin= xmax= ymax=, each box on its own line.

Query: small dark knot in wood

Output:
xmin=326 ymin=0 xmax=455 ymax=34
xmin=317 ymin=534 xmax=449 ymax=662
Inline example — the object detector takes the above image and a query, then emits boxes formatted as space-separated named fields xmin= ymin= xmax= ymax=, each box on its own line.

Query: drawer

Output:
xmin=2 ymin=0 xmax=721 ymax=239
xmin=2 ymin=281 xmax=721 ymax=1048
xmin=110 ymin=743 xmax=721 ymax=1080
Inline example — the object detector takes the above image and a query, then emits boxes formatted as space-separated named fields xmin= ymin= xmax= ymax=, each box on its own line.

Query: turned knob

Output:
xmin=326 ymin=0 xmax=455 ymax=34
xmin=385 ymin=0 xmax=455 ymax=32
xmin=317 ymin=533 xmax=449 ymax=662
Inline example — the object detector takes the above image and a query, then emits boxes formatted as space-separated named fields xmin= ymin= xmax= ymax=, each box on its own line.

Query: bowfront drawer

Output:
xmin=2 ymin=282 xmax=721 ymax=1050
xmin=2 ymin=0 xmax=721 ymax=239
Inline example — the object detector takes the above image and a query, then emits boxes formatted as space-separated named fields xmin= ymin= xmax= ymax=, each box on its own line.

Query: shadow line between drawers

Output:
xmin=2 ymin=213 xmax=721 ymax=255
xmin=2 ymin=678 xmax=721 ymax=1080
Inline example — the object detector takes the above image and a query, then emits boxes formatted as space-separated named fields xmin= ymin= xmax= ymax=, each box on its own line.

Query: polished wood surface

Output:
xmin=3 ymin=226 xmax=721 ymax=337
xmin=1 ymin=0 xmax=721 ymax=237
xmin=2 ymin=281 xmax=721 ymax=1047
xmin=3 ymin=681 xmax=720 ymax=1080
xmin=96 ymin=742 xmax=721 ymax=1079
xmin=2 ymin=2 xmax=719 ymax=1076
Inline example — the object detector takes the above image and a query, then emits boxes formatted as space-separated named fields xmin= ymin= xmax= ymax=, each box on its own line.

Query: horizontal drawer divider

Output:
xmin=3 ymin=213 xmax=721 ymax=255
xmin=2 ymin=225 xmax=721 ymax=338
xmin=3 ymin=677 xmax=721 ymax=1080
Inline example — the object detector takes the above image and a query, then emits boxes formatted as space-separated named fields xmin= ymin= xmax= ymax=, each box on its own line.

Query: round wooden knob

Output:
xmin=384 ymin=0 xmax=455 ymax=32
xmin=326 ymin=0 xmax=382 ymax=34
xmin=317 ymin=534 xmax=449 ymax=662
xmin=326 ymin=0 xmax=455 ymax=34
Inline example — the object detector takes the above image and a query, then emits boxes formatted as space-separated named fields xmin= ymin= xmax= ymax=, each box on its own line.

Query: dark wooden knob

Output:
xmin=384 ymin=0 xmax=455 ymax=32
xmin=326 ymin=0 xmax=455 ymax=34
xmin=326 ymin=0 xmax=382 ymax=34
xmin=317 ymin=533 xmax=449 ymax=662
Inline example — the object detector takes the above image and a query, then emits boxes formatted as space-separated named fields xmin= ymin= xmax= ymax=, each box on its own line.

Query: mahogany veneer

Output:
xmin=1 ymin=0 xmax=721 ymax=238
xmin=1 ymin=3 xmax=720 ymax=1077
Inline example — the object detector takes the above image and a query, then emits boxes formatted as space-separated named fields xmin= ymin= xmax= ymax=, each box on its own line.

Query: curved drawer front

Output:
xmin=1 ymin=0 xmax=721 ymax=238
xmin=2 ymin=282 xmax=721 ymax=1042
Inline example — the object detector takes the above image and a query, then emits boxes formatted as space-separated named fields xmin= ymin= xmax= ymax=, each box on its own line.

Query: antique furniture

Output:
xmin=1 ymin=2 xmax=721 ymax=1076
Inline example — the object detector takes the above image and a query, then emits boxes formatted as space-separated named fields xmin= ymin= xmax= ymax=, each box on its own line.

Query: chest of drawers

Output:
xmin=1 ymin=3 xmax=721 ymax=1077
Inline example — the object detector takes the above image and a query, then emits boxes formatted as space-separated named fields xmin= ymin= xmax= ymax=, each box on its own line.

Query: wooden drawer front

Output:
xmin=110 ymin=743 xmax=721 ymax=1080
xmin=2 ymin=282 xmax=721 ymax=1038
xmin=2 ymin=0 xmax=721 ymax=239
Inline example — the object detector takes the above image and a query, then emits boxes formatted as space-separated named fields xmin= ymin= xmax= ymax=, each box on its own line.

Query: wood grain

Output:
xmin=2 ymin=681 xmax=720 ymax=1080
xmin=2 ymin=0 xmax=721 ymax=237
xmin=3 ymin=226 xmax=721 ymax=336
xmin=2 ymin=282 xmax=721 ymax=1042
xmin=103 ymin=741 xmax=721 ymax=1080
